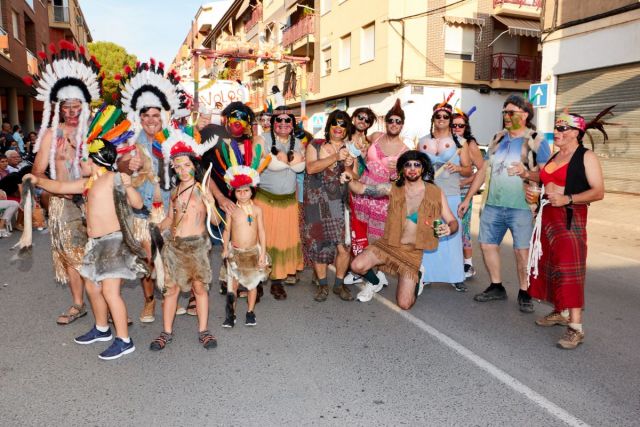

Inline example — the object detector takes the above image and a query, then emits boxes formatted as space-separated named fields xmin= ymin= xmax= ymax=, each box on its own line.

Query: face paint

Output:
xmin=228 ymin=118 xmax=248 ymax=137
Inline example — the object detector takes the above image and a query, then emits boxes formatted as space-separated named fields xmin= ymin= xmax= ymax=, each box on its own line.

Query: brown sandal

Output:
xmin=149 ymin=332 xmax=173 ymax=351
xmin=186 ymin=295 xmax=197 ymax=316
xmin=56 ymin=303 xmax=87 ymax=325
xmin=199 ymin=330 xmax=217 ymax=349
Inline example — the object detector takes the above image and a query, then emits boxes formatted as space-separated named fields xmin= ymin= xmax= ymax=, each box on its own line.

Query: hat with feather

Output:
xmin=221 ymin=143 xmax=272 ymax=189
xmin=23 ymin=40 xmax=104 ymax=179
xmin=159 ymin=127 xmax=219 ymax=189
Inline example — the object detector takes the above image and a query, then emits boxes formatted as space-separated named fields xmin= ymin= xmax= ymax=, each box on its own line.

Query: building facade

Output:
xmin=539 ymin=0 xmax=640 ymax=194
xmin=47 ymin=0 xmax=91 ymax=47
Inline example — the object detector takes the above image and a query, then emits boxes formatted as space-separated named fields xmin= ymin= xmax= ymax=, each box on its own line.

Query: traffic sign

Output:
xmin=529 ymin=83 xmax=548 ymax=108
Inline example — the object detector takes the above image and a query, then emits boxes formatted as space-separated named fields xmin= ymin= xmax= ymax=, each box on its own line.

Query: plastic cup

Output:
xmin=527 ymin=185 xmax=541 ymax=203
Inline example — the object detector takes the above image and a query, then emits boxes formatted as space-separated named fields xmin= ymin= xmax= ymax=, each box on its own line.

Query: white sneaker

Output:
xmin=376 ymin=271 xmax=389 ymax=287
xmin=344 ymin=272 xmax=363 ymax=285
xmin=356 ymin=283 xmax=375 ymax=302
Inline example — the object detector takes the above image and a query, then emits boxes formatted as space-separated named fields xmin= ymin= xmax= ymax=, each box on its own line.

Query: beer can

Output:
xmin=433 ymin=219 xmax=443 ymax=238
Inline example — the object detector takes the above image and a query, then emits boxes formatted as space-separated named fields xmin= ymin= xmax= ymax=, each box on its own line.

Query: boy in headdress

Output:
xmin=150 ymin=131 xmax=220 ymax=351
xmin=221 ymin=158 xmax=271 ymax=328
xmin=24 ymin=138 xmax=148 ymax=360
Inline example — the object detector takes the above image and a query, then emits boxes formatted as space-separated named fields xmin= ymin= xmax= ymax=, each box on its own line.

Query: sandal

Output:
xmin=149 ymin=332 xmax=173 ymax=351
xmin=199 ymin=330 xmax=217 ymax=349
xmin=56 ymin=303 xmax=87 ymax=325
xmin=186 ymin=295 xmax=197 ymax=316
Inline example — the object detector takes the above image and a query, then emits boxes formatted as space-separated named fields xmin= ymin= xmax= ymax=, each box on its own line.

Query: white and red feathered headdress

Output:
xmin=159 ymin=127 xmax=219 ymax=189
xmin=23 ymin=41 xmax=104 ymax=179
xmin=220 ymin=142 xmax=271 ymax=189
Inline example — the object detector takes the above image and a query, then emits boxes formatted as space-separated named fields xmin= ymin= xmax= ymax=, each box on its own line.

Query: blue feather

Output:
xmin=230 ymin=139 xmax=244 ymax=166
xmin=466 ymin=106 xmax=477 ymax=117
xmin=109 ymin=131 xmax=135 ymax=146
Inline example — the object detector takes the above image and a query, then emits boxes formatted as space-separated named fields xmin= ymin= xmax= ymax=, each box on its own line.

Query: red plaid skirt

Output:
xmin=529 ymin=204 xmax=588 ymax=309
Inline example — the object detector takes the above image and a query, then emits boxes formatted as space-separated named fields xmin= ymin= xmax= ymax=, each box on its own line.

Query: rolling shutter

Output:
xmin=556 ymin=62 xmax=640 ymax=194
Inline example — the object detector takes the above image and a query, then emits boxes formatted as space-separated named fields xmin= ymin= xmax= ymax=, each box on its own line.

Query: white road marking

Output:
xmin=594 ymin=251 xmax=640 ymax=265
xmin=373 ymin=293 xmax=590 ymax=427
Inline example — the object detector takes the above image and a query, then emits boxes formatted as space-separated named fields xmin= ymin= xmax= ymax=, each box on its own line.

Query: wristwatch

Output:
xmin=567 ymin=194 xmax=574 ymax=205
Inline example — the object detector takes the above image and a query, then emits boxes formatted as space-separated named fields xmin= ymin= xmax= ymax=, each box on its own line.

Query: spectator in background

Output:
xmin=13 ymin=125 xmax=25 ymax=154
xmin=1 ymin=122 xmax=14 ymax=152
xmin=5 ymin=150 xmax=30 ymax=173
xmin=0 ymin=189 xmax=20 ymax=237
xmin=0 ymin=154 xmax=9 ymax=180
xmin=25 ymin=132 xmax=38 ymax=163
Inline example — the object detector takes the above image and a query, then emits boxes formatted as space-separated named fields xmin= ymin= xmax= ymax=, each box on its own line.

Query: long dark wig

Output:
xmin=451 ymin=112 xmax=478 ymax=145
xmin=430 ymin=103 xmax=461 ymax=148
xmin=503 ymin=94 xmax=535 ymax=130
xmin=395 ymin=150 xmax=434 ymax=187
xmin=351 ymin=107 xmax=376 ymax=134
xmin=269 ymin=106 xmax=297 ymax=160
xmin=324 ymin=109 xmax=353 ymax=143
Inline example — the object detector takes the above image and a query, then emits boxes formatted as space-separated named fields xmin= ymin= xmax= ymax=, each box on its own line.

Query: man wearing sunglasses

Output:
xmin=253 ymin=106 xmax=306 ymax=300
xmin=345 ymin=150 xmax=458 ymax=310
xmin=459 ymin=95 xmax=551 ymax=312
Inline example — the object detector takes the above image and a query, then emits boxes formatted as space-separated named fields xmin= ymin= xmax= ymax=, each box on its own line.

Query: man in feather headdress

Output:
xmin=27 ymin=41 xmax=104 ymax=325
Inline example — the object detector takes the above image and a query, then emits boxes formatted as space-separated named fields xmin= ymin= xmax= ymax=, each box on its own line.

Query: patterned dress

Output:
xmin=302 ymin=140 xmax=348 ymax=264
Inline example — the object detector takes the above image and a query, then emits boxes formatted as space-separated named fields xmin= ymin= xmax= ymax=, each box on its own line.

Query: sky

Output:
xmin=79 ymin=0 xmax=232 ymax=66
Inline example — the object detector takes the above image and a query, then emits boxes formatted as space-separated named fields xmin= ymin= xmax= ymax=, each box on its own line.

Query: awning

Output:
xmin=493 ymin=16 xmax=541 ymax=37
xmin=443 ymin=16 xmax=485 ymax=26
xmin=235 ymin=0 xmax=251 ymax=20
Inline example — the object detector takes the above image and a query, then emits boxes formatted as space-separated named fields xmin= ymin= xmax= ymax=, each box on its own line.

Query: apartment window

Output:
xmin=444 ymin=24 xmax=475 ymax=60
xmin=25 ymin=0 xmax=34 ymax=9
xmin=320 ymin=0 xmax=331 ymax=15
xmin=11 ymin=10 xmax=19 ymax=40
xmin=321 ymin=47 xmax=332 ymax=76
xmin=360 ymin=23 xmax=375 ymax=64
xmin=339 ymin=34 xmax=351 ymax=70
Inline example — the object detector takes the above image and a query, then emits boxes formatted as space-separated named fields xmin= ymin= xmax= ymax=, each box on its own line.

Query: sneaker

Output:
xmin=473 ymin=284 xmax=507 ymax=302
xmin=536 ymin=311 xmax=569 ymax=327
xmin=517 ymin=290 xmax=535 ymax=313
xmin=222 ymin=315 xmax=236 ymax=328
xmin=464 ymin=264 xmax=476 ymax=279
xmin=376 ymin=271 xmax=389 ymax=287
xmin=74 ymin=325 xmax=112 ymax=345
xmin=175 ymin=305 xmax=187 ymax=316
xmin=356 ymin=283 xmax=375 ymax=302
xmin=557 ymin=327 xmax=584 ymax=350
xmin=139 ymin=299 xmax=155 ymax=323
xmin=344 ymin=272 xmax=363 ymax=285
xmin=98 ymin=337 xmax=135 ymax=360
xmin=451 ymin=282 xmax=468 ymax=292
xmin=245 ymin=311 xmax=257 ymax=326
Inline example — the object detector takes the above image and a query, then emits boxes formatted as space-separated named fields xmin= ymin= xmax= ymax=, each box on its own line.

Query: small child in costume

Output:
xmin=24 ymin=138 xmax=148 ymax=360
xmin=221 ymin=161 xmax=271 ymax=327
xmin=150 ymin=130 xmax=221 ymax=351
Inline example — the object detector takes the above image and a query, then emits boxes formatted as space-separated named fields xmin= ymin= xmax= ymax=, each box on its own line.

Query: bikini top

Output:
xmin=540 ymin=162 xmax=568 ymax=187
xmin=406 ymin=211 xmax=418 ymax=224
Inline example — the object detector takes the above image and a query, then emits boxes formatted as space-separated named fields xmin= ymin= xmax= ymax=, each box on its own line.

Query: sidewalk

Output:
xmin=588 ymin=192 xmax=640 ymax=233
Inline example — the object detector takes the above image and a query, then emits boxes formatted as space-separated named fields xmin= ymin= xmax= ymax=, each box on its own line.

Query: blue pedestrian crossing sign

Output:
xmin=529 ymin=83 xmax=548 ymax=108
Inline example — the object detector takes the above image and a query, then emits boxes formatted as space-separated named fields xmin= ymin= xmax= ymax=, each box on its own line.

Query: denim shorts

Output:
xmin=479 ymin=204 xmax=533 ymax=249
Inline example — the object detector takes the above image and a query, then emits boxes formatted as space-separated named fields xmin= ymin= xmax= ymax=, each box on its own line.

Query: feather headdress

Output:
xmin=556 ymin=105 xmax=617 ymax=148
xmin=160 ymin=127 xmax=219 ymax=189
xmin=434 ymin=91 xmax=455 ymax=114
xmin=117 ymin=59 xmax=189 ymax=145
xmin=222 ymin=142 xmax=271 ymax=189
xmin=23 ymin=40 xmax=104 ymax=179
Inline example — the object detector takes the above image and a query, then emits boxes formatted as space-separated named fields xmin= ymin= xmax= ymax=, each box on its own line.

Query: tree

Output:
xmin=88 ymin=41 xmax=137 ymax=105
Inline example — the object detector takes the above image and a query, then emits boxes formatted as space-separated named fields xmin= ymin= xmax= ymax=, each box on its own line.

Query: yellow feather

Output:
xmin=96 ymin=105 xmax=116 ymax=128
xmin=229 ymin=147 xmax=239 ymax=167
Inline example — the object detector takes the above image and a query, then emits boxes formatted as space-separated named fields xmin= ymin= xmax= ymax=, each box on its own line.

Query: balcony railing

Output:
xmin=490 ymin=53 xmax=541 ymax=82
xmin=493 ymin=0 xmax=542 ymax=8
xmin=282 ymin=14 xmax=315 ymax=47
xmin=246 ymin=4 xmax=262 ymax=31
xmin=284 ymin=72 xmax=316 ymax=100
xmin=26 ymin=49 xmax=38 ymax=75
xmin=52 ymin=5 xmax=70 ymax=23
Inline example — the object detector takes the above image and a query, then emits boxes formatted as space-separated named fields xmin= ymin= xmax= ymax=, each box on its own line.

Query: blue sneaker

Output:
xmin=98 ymin=337 xmax=135 ymax=360
xmin=74 ymin=326 xmax=112 ymax=345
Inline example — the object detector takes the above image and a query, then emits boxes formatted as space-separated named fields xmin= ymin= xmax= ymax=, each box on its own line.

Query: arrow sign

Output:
xmin=529 ymin=83 xmax=548 ymax=108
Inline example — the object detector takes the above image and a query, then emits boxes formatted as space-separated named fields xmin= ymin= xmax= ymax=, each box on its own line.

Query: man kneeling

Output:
xmin=346 ymin=151 xmax=458 ymax=310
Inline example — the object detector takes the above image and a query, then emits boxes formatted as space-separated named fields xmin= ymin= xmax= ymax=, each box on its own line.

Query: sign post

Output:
xmin=529 ymin=83 xmax=549 ymax=108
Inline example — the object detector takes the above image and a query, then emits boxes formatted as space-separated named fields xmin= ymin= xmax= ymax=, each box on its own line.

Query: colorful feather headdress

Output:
xmin=116 ymin=58 xmax=188 ymax=144
xmin=556 ymin=105 xmax=617 ymax=148
xmin=221 ymin=142 xmax=271 ymax=189
xmin=434 ymin=90 xmax=455 ymax=114
xmin=160 ymin=127 xmax=219 ymax=189
xmin=453 ymin=99 xmax=477 ymax=119
xmin=23 ymin=40 xmax=104 ymax=179
xmin=85 ymin=104 xmax=134 ymax=150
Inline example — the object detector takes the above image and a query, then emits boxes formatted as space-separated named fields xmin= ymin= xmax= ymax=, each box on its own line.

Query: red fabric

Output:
xmin=540 ymin=162 xmax=568 ymax=187
xmin=349 ymin=194 xmax=369 ymax=257
xmin=529 ymin=204 xmax=588 ymax=309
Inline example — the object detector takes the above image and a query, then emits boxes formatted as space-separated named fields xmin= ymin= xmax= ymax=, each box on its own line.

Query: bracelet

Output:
xmin=567 ymin=194 xmax=573 ymax=205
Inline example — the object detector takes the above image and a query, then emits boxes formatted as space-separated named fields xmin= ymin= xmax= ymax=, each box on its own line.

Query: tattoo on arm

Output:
xmin=363 ymin=183 xmax=392 ymax=198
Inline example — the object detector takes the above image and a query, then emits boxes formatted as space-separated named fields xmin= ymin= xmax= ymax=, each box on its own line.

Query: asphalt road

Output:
xmin=1 ymin=194 xmax=639 ymax=426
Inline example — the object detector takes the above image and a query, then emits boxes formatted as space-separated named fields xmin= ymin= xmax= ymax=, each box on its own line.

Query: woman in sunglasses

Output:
xmin=303 ymin=109 xmax=355 ymax=302
xmin=526 ymin=108 xmax=608 ymax=349
xmin=254 ymin=106 xmax=306 ymax=300
xmin=350 ymin=100 xmax=408 ymax=301
xmin=417 ymin=102 xmax=472 ymax=293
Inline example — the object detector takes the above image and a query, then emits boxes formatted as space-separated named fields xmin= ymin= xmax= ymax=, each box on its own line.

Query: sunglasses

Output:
xmin=502 ymin=110 xmax=522 ymax=117
xmin=554 ymin=125 xmax=574 ymax=132
xmin=386 ymin=118 xmax=403 ymax=125
xmin=275 ymin=117 xmax=292 ymax=124
xmin=434 ymin=114 xmax=450 ymax=120
xmin=331 ymin=119 xmax=347 ymax=128
xmin=451 ymin=123 xmax=466 ymax=129
xmin=403 ymin=161 xmax=422 ymax=169
xmin=356 ymin=114 xmax=372 ymax=124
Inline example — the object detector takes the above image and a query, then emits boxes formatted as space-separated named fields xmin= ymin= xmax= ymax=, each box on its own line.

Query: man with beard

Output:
xmin=459 ymin=95 xmax=551 ymax=312
xmin=346 ymin=151 xmax=458 ymax=310
xmin=253 ymin=106 xmax=306 ymax=300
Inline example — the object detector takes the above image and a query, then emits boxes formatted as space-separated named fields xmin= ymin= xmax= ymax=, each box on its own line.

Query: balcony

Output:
xmin=246 ymin=4 xmax=262 ymax=32
xmin=284 ymin=71 xmax=316 ymax=100
xmin=0 ymin=27 xmax=9 ymax=54
xmin=52 ymin=5 xmax=70 ymax=23
xmin=282 ymin=14 xmax=315 ymax=48
xmin=26 ymin=49 xmax=38 ymax=75
xmin=493 ymin=0 xmax=541 ymax=19
xmin=491 ymin=53 xmax=541 ymax=82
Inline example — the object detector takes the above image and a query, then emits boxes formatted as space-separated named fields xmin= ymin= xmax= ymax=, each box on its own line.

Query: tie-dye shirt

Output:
xmin=486 ymin=133 xmax=551 ymax=210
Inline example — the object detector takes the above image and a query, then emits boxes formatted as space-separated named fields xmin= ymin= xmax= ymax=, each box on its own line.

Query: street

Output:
xmin=1 ymin=194 xmax=639 ymax=426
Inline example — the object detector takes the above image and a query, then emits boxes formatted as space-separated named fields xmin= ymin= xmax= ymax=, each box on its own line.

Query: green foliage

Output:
xmin=88 ymin=41 xmax=137 ymax=105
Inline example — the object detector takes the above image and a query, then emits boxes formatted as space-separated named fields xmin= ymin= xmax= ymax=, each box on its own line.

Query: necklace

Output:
xmin=172 ymin=182 xmax=196 ymax=235
xmin=238 ymin=201 xmax=254 ymax=224
xmin=83 ymin=166 xmax=107 ymax=196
